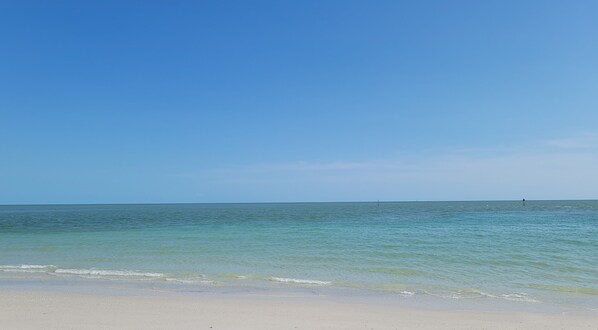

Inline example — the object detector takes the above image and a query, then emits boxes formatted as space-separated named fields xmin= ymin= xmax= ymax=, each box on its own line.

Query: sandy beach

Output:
xmin=1 ymin=290 xmax=597 ymax=330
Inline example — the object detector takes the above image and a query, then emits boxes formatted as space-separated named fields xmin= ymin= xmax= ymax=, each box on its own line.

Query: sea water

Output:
xmin=1 ymin=201 xmax=597 ymax=310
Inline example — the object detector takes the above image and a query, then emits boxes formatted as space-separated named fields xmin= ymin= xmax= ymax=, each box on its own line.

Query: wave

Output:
xmin=165 ymin=278 xmax=219 ymax=285
xmin=219 ymin=273 xmax=253 ymax=280
xmin=1 ymin=265 xmax=331 ymax=287
xmin=0 ymin=265 xmax=551 ymax=303
xmin=54 ymin=268 xmax=163 ymax=278
xmin=0 ymin=264 xmax=56 ymax=273
xmin=361 ymin=267 xmax=425 ymax=276
xmin=422 ymin=288 xmax=539 ymax=303
xmin=0 ymin=264 xmax=52 ymax=269
xmin=270 ymin=277 xmax=331 ymax=285
xmin=498 ymin=293 xmax=539 ymax=303
xmin=527 ymin=284 xmax=598 ymax=295
xmin=0 ymin=264 xmax=163 ymax=279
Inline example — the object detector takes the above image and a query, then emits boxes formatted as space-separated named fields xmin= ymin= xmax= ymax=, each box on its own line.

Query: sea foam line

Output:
xmin=498 ymin=293 xmax=540 ymax=303
xmin=54 ymin=268 xmax=164 ymax=278
xmin=0 ymin=264 xmax=165 ymax=279
xmin=0 ymin=264 xmax=54 ymax=270
xmin=0 ymin=264 xmax=55 ymax=273
xmin=270 ymin=277 xmax=331 ymax=285
xmin=422 ymin=289 xmax=539 ymax=303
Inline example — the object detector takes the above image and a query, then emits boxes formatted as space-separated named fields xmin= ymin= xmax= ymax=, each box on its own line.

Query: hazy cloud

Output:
xmin=545 ymin=132 xmax=598 ymax=150
xmin=177 ymin=133 xmax=598 ymax=201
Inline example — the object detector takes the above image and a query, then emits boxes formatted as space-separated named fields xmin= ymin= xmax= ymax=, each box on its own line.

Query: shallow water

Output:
xmin=1 ymin=201 xmax=597 ymax=310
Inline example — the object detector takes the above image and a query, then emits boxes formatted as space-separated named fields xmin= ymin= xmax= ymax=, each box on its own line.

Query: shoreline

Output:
xmin=0 ymin=272 xmax=598 ymax=316
xmin=2 ymin=289 xmax=598 ymax=330
xmin=1 ymin=274 xmax=597 ymax=316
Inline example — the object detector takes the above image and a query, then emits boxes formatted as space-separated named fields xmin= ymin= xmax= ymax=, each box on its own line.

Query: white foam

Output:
xmin=423 ymin=289 xmax=539 ymax=303
xmin=0 ymin=264 xmax=54 ymax=273
xmin=499 ymin=293 xmax=539 ymax=303
xmin=466 ymin=290 xmax=539 ymax=303
xmin=165 ymin=278 xmax=196 ymax=284
xmin=54 ymin=268 xmax=163 ymax=278
xmin=164 ymin=278 xmax=217 ymax=285
xmin=0 ymin=264 xmax=53 ymax=270
xmin=270 ymin=277 xmax=331 ymax=285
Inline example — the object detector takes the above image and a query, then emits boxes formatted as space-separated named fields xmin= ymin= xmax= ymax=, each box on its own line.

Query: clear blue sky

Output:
xmin=1 ymin=1 xmax=597 ymax=203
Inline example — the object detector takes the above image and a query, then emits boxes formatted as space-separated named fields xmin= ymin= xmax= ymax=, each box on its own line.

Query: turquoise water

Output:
xmin=1 ymin=201 xmax=597 ymax=309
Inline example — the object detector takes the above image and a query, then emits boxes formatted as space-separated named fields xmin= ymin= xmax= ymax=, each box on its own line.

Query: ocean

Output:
xmin=1 ymin=201 xmax=597 ymax=311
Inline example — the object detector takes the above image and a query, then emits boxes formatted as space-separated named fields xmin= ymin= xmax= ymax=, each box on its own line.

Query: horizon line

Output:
xmin=1 ymin=199 xmax=597 ymax=207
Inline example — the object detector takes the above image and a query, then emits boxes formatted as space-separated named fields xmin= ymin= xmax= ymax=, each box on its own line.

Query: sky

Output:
xmin=1 ymin=0 xmax=597 ymax=204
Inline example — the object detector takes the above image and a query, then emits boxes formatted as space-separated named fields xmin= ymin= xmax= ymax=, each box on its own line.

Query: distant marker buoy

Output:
xmin=523 ymin=198 xmax=526 ymax=206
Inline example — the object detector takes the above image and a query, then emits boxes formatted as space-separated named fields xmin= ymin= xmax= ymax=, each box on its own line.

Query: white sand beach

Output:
xmin=1 ymin=290 xmax=596 ymax=330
